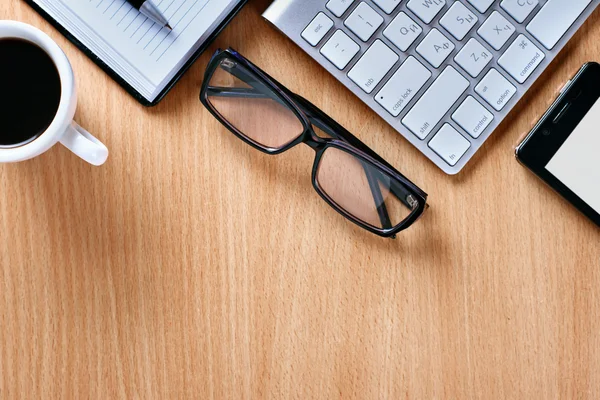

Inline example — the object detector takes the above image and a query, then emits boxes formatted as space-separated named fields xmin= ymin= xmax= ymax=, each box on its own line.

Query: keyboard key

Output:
xmin=428 ymin=124 xmax=470 ymax=166
xmin=439 ymin=2 xmax=478 ymax=41
xmin=498 ymin=34 xmax=545 ymax=83
xmin=326 ymin=0 xmax=355 ymax=17
xmin=403 ymin=66 xmax=469 ymax=140
xmin=526 ymin=0 xmax=592 ymax=50
xmin=376 ymin=56 xmax=431 ymax=116
xmin=372 ymin=0 xmax=401 ymax=14
xmin=344 ymin=2 xmax=384 ymax=41
xmin=465 ymin=0 xmax=494 ymax=13
xmin=320 ymin=30 xmax=360 ymax=70
xmin=407 ymin=0 xmax=446 ymax=24
xmin=452 ymin=96 xmax=494 ymax=138
xmin=416 ymin=28 xmax=455 ymax=69
xmin=348 ymin=40 xmax=399 ymax=93
xmin=302 ymin=13 xmax=334 ymax=47
xmin=383 ymin=12 xmax=422 ymax=52
xmin=475 ymin=69 xmax=516 ymax=111
xmin=454 ymin=38 xmax=492 ymax=78
xmin=478 ymin=11 xmax=516 ymax=50
xmin=500 ymin=0 xmax=539 ymax=23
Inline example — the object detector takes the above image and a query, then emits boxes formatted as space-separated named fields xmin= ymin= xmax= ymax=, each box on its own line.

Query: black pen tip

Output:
xmin=166 ymin=23 xmax=173 ymax=30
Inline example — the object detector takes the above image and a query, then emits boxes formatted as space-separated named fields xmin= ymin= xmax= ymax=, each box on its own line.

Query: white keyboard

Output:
xmin=264 ymin=0 xmax=599 ymax=174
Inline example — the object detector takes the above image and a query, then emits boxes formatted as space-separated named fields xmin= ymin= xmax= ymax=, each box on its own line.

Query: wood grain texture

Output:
xmin=1 ymin=1 xmax=600 ymax=398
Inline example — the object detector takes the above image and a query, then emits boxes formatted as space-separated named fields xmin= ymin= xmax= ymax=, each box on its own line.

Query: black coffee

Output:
xmin=0 ymin=38 xmax=61 ymax=147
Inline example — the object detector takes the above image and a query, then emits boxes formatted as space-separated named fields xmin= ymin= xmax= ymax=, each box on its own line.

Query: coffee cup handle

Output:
xmin=60 ymin=122 xmax=109 ymax=166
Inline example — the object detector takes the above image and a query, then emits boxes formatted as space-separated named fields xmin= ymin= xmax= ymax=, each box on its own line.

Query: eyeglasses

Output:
xmin=199 ymin=48 xmax=428 ymax=238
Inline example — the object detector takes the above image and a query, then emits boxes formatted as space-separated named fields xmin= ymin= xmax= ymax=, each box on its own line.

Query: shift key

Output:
xmin=402 ymin=66 xmax=469 ymax=140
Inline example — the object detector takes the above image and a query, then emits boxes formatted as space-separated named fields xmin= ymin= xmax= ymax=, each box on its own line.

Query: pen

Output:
xmin=127 ymin=0 xmax=172 ymax=30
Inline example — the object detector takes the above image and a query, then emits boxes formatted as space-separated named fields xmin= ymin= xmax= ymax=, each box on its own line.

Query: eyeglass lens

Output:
xmin=316 ymin=146 xmax=416 ymax=230
xmin=206 ymin=59 xmax=304 ymax=150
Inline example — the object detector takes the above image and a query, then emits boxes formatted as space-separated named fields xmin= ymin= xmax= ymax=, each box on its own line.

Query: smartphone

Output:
xmin=516 ymin=62 xmax=600 ymax=228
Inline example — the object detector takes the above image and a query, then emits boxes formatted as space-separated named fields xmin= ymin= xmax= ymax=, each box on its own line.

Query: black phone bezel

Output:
xmin=516 ymin=62 xmax=600 ymax=228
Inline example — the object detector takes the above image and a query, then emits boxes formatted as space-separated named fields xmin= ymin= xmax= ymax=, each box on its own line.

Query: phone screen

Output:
xmin=545 ymin=99 xmax=600 ymax=213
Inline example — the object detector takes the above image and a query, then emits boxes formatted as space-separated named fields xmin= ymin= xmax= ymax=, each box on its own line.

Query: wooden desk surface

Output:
xmin=1 ymin=1 xmax=600 ymax=398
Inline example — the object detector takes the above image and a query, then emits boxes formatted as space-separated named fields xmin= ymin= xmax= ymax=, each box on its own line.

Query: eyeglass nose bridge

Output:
xmin=302 ymin=128 xmax=329 ymax=152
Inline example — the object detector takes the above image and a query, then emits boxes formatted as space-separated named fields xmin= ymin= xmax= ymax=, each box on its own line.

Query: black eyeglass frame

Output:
xmin=200 ymin=48 xmax=428 ymax=238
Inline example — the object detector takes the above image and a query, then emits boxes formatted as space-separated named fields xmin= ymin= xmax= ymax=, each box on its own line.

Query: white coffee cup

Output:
xmin=0 ymin=20 xmax=108 ymax=166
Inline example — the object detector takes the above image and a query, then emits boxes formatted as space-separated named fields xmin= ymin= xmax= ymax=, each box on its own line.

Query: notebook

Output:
xmin=25 ymin=0 xmax=248 ymax=106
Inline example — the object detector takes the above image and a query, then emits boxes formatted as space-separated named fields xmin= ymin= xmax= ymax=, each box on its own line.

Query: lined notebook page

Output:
xmin=62 ymin=0 xmax=237 ymax=86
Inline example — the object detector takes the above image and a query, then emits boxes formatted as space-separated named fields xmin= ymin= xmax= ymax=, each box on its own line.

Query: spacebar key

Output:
xmin=526 ymin=0 xmax=592 ymax=50
xmin=402 ymin=66 xmax=469 ymax=140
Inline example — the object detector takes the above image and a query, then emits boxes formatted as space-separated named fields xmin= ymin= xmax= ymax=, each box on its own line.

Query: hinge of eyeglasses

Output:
xmin=221 ymin=59 xmax=236 ymax=69
xmin=406 ymin=194 xmax=418 ymax=209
